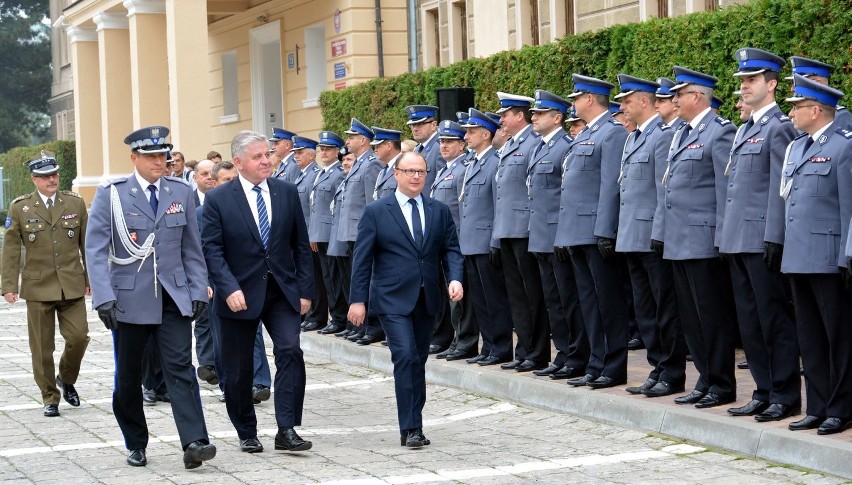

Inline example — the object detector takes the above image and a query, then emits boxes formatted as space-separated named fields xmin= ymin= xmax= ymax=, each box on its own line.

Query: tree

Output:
xmin=0 ymin=0 xmax=50 ymax=153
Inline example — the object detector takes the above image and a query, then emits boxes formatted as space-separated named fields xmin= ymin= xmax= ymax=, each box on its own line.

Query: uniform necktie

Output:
xmin=47 ymin=198 xmax=55 ymax=221
xmin=802 ymin=136 xmax=814 ymax=154
xmin=147 ymin=185 xmax=158 ymax=215
xmin=409 ymin=198 xmax=423 ymax=249
xmin=253 ymin=185 xmax=270 ymax=249
xmin=678 ymin=124 xmax=692 ymax=148
xmin=416 ymin=144 xmax=424 ymax=154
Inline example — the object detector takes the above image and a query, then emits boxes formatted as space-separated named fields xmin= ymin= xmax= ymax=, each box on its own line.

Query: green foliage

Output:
xmin=320 ymin=0 xmax=852 ymax=132
xmin=0 ymin=140 xmax=77 ymax=213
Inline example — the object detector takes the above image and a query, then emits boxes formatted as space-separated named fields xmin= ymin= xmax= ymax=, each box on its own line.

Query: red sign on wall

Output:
xmin=331 ymin=39 xmax=347 ymax=58
xmin=335 ymin=81 xmax=347 ymax=90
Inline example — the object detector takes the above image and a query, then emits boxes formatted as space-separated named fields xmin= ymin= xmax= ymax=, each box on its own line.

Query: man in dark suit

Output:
xmin=190 ymin=158 xmax=218 ymax=385
xmin=348 ymin=152 xmax=464 ymax=448
xmin=202 ymin=130 xmax=315 ymax=454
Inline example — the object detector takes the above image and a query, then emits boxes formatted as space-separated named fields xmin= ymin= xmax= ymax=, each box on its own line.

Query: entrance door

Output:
xmin=250 ymin=21 xmax=284 ymax=137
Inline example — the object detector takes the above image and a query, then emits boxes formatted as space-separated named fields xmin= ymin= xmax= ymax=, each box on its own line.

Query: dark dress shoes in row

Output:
xmin=626 ymin=378 xmax=657 ymax=395
xmin=196 ymin=365 xmax=219 ymax=385
xmin=477 ymin=355 xmax=510 ymax=366
xmin=694 ymin=392 xmax=735 ymax=409
xmin=43 ymin=404 xmax=59 ymax=417
xmin=674 ymin=389 xmax=706 ymax=404
xmin=587 ymin=376 xmax=626 ymax=389
xmin=500 ymin=359 xmax=523 ymax=370
xmin=126 ymin=448 xmax=146 ymax=466
xmin=318 ymin=323 xmax=345 ymax=335
xmin=627 ymin=338 xmax=645 ymax=350
xmin=356 ymin=334 xmax=383 ymax=346
xmin=240 ymin=437 xmax=264 ymax=453
xmin=532 ymin=364 xmax=562 ymax=376
xmin=183 ymin=440 xmax=216 ymax=469
xmin=428 ymin=344 xmax=446 ymax=354
xmin=550 ymin=366 xmax=582 ymax=380
xmin=275 ymin=428 xmax=312 ymax=451
xmin=301 ymin=321 xmax=323 ymax=332
xmin=445 ymin=349 xmax=477 ymax=361
xmin=642 ymin=381 xmax=684 ymax=397
xmin=754 ymin=403 xmax=800 ymax=422
xmin=727 ymin=399 xmax=769 ymax=416
xmin=514 ymin=360 xmax=547 ymax=372
xmin=142 ymin=389 xmax=157 ymax=406
xmin=252 ymin=384 xmax=271 ymax=404
xmin=567 ymin=374 xmax=596 ymax=387
xmin=817 ymin=417 xmax=852 ymax=435
xmin=400 ymin=428 xmax=430 ymax=448
xmin=55 ymin=376 xmax=80 ymax=407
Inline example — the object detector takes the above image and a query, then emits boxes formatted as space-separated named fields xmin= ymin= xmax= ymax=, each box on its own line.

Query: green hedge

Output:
xmin=0 ymin=140 xmax=77 ymax=215
xmin=320 ymin=0 xmax=852 ymax=133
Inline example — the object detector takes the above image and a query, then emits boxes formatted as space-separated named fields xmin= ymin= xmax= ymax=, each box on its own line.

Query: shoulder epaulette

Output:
xmin=60 ymin=190 xmax=81 ymax=198
xmin=99 ymin=176 xmax=128 ymax=188
xmin=10 ymin=193 xmax=33 ymax=205
xmin=608 ymin=118 xmax=622 ymax=126
xmin=164 ymin=175 xmax=190 ymax=186
xmin=774 ymin=111 xmax=791 ymax=122
xmin=793 ymin=132 xmax=809 ymax=140
xmin=715 ymin=116 xmax=731 ymax=126
xmin=839 ymin=128 xmax=852 ymax=138
xmin=659 ymin=123 xmax=671 ymax=131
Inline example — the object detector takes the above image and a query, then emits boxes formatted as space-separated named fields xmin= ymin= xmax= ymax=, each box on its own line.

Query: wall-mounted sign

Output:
xmin=287 ymin=52 xmax=295 ymax=70
xmin=334 ymin=62 xmax=346 ymax=79
xmin=334 ymin=8 xmax=341 ymax=34
xmin=331 ymin=39 xmax=347 ymax=58
xmin=335 ymin=81 xmax=347 ymax=90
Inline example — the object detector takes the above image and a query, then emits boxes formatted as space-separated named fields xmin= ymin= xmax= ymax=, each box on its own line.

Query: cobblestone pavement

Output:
xmin=0 ymin=302 xmax=846 ymax=484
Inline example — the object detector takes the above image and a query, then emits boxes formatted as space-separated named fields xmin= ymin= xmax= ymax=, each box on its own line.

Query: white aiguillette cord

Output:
xmin=108 ymin=185 xmax=158 ymax=297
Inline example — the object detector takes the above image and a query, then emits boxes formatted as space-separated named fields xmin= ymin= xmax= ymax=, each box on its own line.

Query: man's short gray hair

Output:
xmin=231 ymin=130 xmax=268 ymax=159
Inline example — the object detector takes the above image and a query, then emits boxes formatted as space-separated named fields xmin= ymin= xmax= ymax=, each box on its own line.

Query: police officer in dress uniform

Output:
xmin=719 ymin=48 xmax=801 ymax=422
xmin=613 ymin=75 xmax=686 ymax=397
xmin=782 ymin=75 xmax=852 ymax=435
xmin=2 ymin=152 xmax=90 ymax=418
xmin=329 ymin=147 xmax=356 ymax=337
xmin=786 ymin=56 xmax=852 ymax=130
xmin=458 ymin=109 xmax=514 ymax=366
xmin=270 ymin=127 xmax=301 ymax=182
xmin=526 ymin=90 xmax=589 ymax=381
xmin=405 ymin=105 xmax=446 ymax=189
xmin=660 ymin=67 xmax=739 ymax=409
xmin=85 ymin=126 xmax=216 ymax=468
xmin=371 ymin=127 xmax=403 ymax=201
xmin=312 ymin=132 xmax=349 ymax=336
xmin=557 ymin=75 xmax=631 ymax=389
xmin=492 ymin=91 xmax=548 ymax=372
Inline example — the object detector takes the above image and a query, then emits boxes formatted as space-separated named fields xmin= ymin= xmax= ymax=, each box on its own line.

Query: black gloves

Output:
xmin=650 ymin=239 xmax=664 ymax=256
xmin=96 ymin=301 xmax=122 ymax=330
xmin=554 ymin=246 xmax=572 ymax=262
xmin=597 ymin=237 xmax=616 ymax=261
xmin=489 ymin=247 xmax=502 ymax=268
xmin=192 ymin=300 xmax=207 ymax=320
xmin=763 ymin=242 xmax=784 ymax=272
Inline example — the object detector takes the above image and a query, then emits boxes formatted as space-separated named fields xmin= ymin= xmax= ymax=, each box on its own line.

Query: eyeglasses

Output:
xmin=34 ymin=172 xmax=59 ymax=179
xmin=396 ymin=168 xmax=427 ymax=178
xmin=790 ymin=104 xmax=818 ymax=111
xmin=673 ymin=90 xmax=702 ymax=98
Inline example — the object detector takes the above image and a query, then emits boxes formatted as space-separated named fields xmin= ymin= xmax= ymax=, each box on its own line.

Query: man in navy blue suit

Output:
xmin=348 ymin=152 xmax=464 ymax=448
xmin=202 ymin=130 xmax=315 ymax=454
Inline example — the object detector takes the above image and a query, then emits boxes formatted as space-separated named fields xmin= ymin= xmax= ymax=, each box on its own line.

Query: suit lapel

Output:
xmin=387 ymin=198 xmax=418 ymax=250
xmin=31 ymin=194 xmax=51 ymax=226
xmin=156 ymin=181 xmax=176 ymax=221
xmin=128 ymin=177 xmax=156 ymax=220
xmin=231 ymin=180 xmax=264 ymax=247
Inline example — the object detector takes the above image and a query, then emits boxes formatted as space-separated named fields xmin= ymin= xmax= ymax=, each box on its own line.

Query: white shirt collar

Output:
xmin=475 ymin=146 xmax=493 ymax=159
xmin=688 ymin=107 xmax=713 ymax=129
xmin=238 ymin=174 xmax=268 ymax=193
xmin=513 ymin=124 xmax=533 ymax=142
xmin=811 ymin=121 xmax=833 ymax=142
xmin=324 ymin=161 xmax=340 ymax=172
xmin=540 ymin=127 xmax=561 ymax=143
xmin=134 ymin=171 xmax=160 ymax=192
xmin=37 ymin=191 xmax=55 ymax=206
xmin=637 ymin=114 xmax=659 ymax=132
xmin=586 ymin=110 xmax=609 ymax=129
xmin=750 ymin=102 xmax=777 ymax=123
xmin=394 ymin=189 xmax=422 ymax=207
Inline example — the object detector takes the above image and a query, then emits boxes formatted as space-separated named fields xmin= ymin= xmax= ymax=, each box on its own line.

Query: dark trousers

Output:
xmin=317 ymin=242 xmax=347 ymax=325
xmin=537 ymin=253 xmax=588 ymax=369
xmin=464 ymin=254 xmax=513 ymax=359
xmin=789 ymin=273 xmax=852 ymax=418
xmin=379 ymin=289 xmax=433 ymax=433
xmin=332 ymin=254 xmax=353 ymax=330
xmin=500 ymin=238 xmax=549 ymax=362
xmin=347 ymin=241 xmax=384 ymax=337
xmin=729 ymin=254 xmax=800 ymax=405
xmin=112 ymin=291 xmax=209 ymax=450
xmin=448 ymin=271 xmax=478 ymax=353
xmin=193 ymin=305 xmax=215 ymax=367
xmin=207 ymin=290 xmax=270 ymax=390
xmin=219 ymin=277 xmax=306 ymax=439
xmin=304 ymin=250 xmax=329 ymax=325
xmin=141 ymin=338 xmax=165 ymax=394
xmin=570 ymin=245 xmax=629 ymax=379
xmin=430 ymin=270 xmax=455 ymax=349
xmin=626 ymin=252 xmax=686 ymax=385
xmin=672 ymin=258 xmax=738 ymax=396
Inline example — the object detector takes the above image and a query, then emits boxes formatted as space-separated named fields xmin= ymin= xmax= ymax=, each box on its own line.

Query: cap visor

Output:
xmin=669 ymin=82 xmax=690 ymax=91
xmin=406 ymin=117 xmax=429 ymax=125
xmin=655 ymin=93 xmax=674 ymax=98
xmin=566 ymin=90 xmax=585 ymax=98
xmin=369 ymin=139 xmax=384 ymax=145
xmin=135 ymin=145 xmax=173 ymax=154
xmin=613 ymin=90 xmax=635 ymax=100
xmin=733 ymin=68 xmax=768 ymax=77
xmin=784 ymin=95 xmax=807 ymax=103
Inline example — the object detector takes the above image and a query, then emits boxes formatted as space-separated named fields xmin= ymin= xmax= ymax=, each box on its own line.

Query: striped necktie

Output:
xmin=252 ymin=185 xmax=270 ymax=249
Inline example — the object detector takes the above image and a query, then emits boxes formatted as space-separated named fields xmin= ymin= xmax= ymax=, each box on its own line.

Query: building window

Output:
xmin=221 ymin=50 xmax=239 ymax=123
xmin=530 ymin=0 xmax=540 ymax=45
xmin=453 ymin=1 xmax=468 ymax=60
xmin=565 ymin=0 xmax=575 ymax=36
xmin=659 ymin=0 xmax=669 ymax=17
xmin=304 ymin=24 xmax=327 ymax=106
xmin=705 ymin=0 xmax=718 ymax=10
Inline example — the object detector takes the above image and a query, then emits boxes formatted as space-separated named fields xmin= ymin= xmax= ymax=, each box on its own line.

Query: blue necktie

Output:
xmin=409 ymin=198 xmax=423 ymax=249
xmin=253 ymin=185 xmax=270 ymax=249
xmin=678 ymin=124 xmax=692 ymax=148
xmin=147 ymin=184 xmax=158 ymax=215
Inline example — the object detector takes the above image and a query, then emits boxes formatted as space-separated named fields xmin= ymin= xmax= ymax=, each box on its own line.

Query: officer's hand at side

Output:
xmin=96 ymin=300 xmax=121 ymax=330
xmin=844 ymin=257 xmax=852 ymax=292
xmin=300 ymin=299 xmax=311 ymax=315
xmin=763 ymin=242 xmax=783 ymax=272
xmin=310 ymin=242 xmax=318 ymax=252
xmin=554 ymin=246 xmax=571 ymax=262
xmin=489 ymin=247 xmax=502 ymax=268
xmin=191 ymin=300 xmax=207 ymax=320
xmin=650 ymin=239 xmax=664 ymax=256
xmin=226 ymin=290 xmax=248 ymax=312
xmin=597 ymin=237 xmax=616 ymax=261
xmin=448 ymin=281 xmax=463 ymax=302
xmin=86 ymin=287 xmax=92 ymax=296
xmin=3 ymin=293 xmax=18 ymax=304
xmin=207 ymin=286 xmax=213 ymax=300
xmin=348 ymin=303 xmax=366 ymax=326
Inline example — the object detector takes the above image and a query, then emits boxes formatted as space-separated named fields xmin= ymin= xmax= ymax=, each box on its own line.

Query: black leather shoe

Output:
xmin=567 ymin=374 xmax=596 ymax=387
xmin=445 ymin=349 xmax=477 ymax=361
xmin=196 ymin=365 xmax=219 ymax=385
xmin=43 ymin=404 xmax=60 ymax=417
xmin=346 ymin=332 xmax=364 ymax=342
xmin=240 ymin=437 xmax=264 ymax=453
xmin=788 ymin=415 xmax=824 ymax=431
xmin=252 ymin=385 xmax=271 ymax=404
xmin=300 ymin=320 xmax=309 ymax=329
xmin=403 ymin=429 xmax=430 ymax=448
xmin=727 ymin=399 xmax=769 ymax=416
xmin=674 ymin=390 xmax=706 ymax=404
xmin=142 ymin=389 xmax=157 ymax=406
xmin=478 ymin=356 xmax=511 ymax=366
xmin=695 ymin=392 xmax=735 ymax=409
xmin=533 ymin=364 xmax=562 ymax=376
xmin=550 ymin=366 xmax=582 ymax=380
xmin=435 ymin=348 xmax=455 ymax=359
xmin=587 ymin=376 xmax=626 ymax=389
xmin=218 ymin=392 xmax=226 ymax=403
xmin=302 ymin=321 xmax=323 ymax=332
xmin=156 ymin=392 xmax=171 ymax=403
xmin=335 ymin=328 xmax=353 ymax=337
xmin=126 ymin=448 xmax=146 ymax=466
xmin=515 ymin=360 xmax=547 ymax=372
xmin=183 ymin=440 xmax=216 ymax=469
xmin=627 ymin=338 xmax=645 ymax=350
xmin=817 ymin=417 xmax=852 ymax=435
xmin=465 ymin=354 xmax=486 ymax=364
xmin=275 ymin=428 xmax=312 ymax=451
xmin=55 ymin=376 xmax=80 ymax=407
xmin=754 ymin=403 xmax=800 ymax=422
xmin=500 ymin=359 xmax=523 ymax=370
xmin=428 ymin=344 xmax=445 ymax=354
xmin=319 ymin=323 xmax=345 ymax=335
xmin=642 ymin=381 xmax=684 ymax=397
xmin=736 ymin=360 xmax=749 ymax=370
xmin=356 ymin=334 xmax=382 ymax=346
xmin=626 ymin=378 xmax=657 ymax=395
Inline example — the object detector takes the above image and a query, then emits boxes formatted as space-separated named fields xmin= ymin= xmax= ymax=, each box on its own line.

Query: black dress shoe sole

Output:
xmin=183 ymin=444 xmax=216 ymax=469
xmin=126 ymin=451 xmax=147 ymax=467
xmin=817 ymin=420 xmax=852 ymax=435
xmin=56 ymin=377 xmax=81 ymax=407
xmin=754 ymin=408 xmax=801 ymax=422
xmin=275 ymin=441 xmax=313 ymax=452
xmin=43 ymin=406 xmax=60 ymax=417
xmin=788 ymin=416 xmax=824 ymax=431
xmin=252 ymin=387 xmax=271 ymax=402
xmin=241 ymin=445 xmax=264 ymax=453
